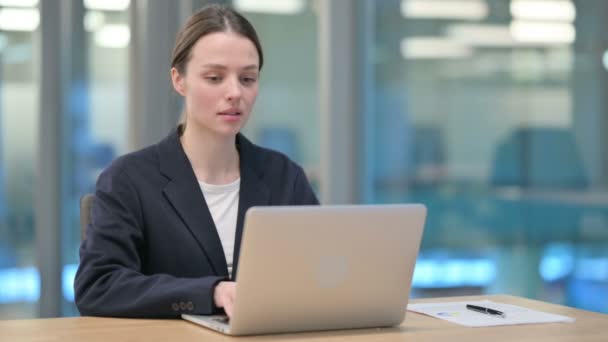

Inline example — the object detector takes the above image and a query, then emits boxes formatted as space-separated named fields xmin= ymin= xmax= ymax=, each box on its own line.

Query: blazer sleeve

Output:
xmin=291 ymin=165 xmax=320 ymax=205
xmin=74 ymin=162 xmax=227 ymax=318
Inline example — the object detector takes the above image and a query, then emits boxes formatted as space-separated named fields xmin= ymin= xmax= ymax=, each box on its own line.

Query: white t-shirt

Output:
xmin=199 ymin=178 xmax=240 ymax=276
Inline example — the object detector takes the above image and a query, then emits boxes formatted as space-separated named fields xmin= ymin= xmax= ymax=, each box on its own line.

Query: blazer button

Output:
xmin=187 ymin=301 xmax=194 ymax=311
xmin=180 ymin=302 xmax=187 ymax=310
xmin=172 ymin=303 xmax=179 ymax=311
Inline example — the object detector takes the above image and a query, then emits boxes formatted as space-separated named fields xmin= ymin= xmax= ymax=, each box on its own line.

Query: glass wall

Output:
xmin=235 ymin=0 xmax=320 ymax=189
xmin=0 ymin=2 xmax=40 ymax=318
xmin=2 ymin=0 xmax=607 ymax=320
xmin=364 ymin=0 xmax=608 ymax=313
xmin=60 ymin=0 xmax=130 ymax=316
xmin=0 ymin=0 xmax=130 ymax=319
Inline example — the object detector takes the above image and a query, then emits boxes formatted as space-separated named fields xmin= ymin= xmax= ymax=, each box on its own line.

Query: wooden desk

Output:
xmin=1 ymin=295 xmax=607 ymax=341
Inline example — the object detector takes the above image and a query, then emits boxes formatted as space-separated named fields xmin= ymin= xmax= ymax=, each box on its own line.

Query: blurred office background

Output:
xmin=0 ymin=0 xmax=607 ymax=318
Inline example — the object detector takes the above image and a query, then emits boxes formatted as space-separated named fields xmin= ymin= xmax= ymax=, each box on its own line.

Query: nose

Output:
xmin=225 ymin=76 xmax=242 ymax=102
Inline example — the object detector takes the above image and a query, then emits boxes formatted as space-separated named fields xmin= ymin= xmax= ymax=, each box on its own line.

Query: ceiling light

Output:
xmin=603 ymin=51 xmax=608 ymax=71
xmin=234 ymin=0 xmax=305 ymax=15
xmin=401 ymin=0 xmax=488 ymax=20
xmin=0 ymin=8 xmax=39 ymax=32
xmin=94 ymin=24 xmax=130 ymax=48
xmin=84 ymin=11 xmax=105 ymax=32
xmin=510 ymin=20 xmax=575 ymax=45
xmin=401 ymin=37 xmax=473 ymax=59
xmin=0 ymin=0 xmax=38 ymax=7
xmin=84 ymin=0 xmax=130 ymax=11
xmin=447 ymin=24 xmax=516 ymax=47
xmin=511 ymin=0 xmax=575 ymax=22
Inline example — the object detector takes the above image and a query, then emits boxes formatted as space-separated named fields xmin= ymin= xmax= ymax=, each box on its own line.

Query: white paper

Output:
xmin=407 ymin=300 xmax=575 ymax=327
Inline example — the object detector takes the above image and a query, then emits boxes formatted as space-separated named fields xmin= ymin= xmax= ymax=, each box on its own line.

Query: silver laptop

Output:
xmin=182 ymin=204 xmax=426 ymax=336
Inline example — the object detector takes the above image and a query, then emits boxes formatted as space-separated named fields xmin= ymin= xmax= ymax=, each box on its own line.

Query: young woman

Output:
xmin=74 ymin=4 xmax=318 ymax=318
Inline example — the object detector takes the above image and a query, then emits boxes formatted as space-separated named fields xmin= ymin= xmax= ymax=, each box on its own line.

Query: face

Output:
xmin=171 ymin=31 xmax=260 ymax=138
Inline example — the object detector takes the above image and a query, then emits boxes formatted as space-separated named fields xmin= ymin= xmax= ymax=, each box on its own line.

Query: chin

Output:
xmin=215 ymin=126 xmax=242 ymax=137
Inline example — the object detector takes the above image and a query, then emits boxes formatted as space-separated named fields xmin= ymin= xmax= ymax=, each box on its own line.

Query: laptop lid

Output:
xmin=222 ymin=204 xmax=426 ymax=335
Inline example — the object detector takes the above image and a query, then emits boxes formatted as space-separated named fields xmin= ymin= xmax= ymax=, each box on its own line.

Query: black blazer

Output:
xmin=74 ymin=127 xmax=319 ymax=318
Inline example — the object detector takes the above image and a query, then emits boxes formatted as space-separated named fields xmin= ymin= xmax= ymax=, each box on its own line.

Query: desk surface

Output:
xmin=1 ymin=295 xmax=607 ymax=342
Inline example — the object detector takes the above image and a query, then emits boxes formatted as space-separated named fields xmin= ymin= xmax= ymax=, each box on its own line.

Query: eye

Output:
xmin=240 ymin=75 xmax=258 ymax=85
xmin=204 ymin=75 xmax=222 ymax=83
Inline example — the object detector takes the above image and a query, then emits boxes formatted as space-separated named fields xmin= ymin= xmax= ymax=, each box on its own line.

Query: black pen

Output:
xmin=466 ymin=304 xmax=506 ymax=318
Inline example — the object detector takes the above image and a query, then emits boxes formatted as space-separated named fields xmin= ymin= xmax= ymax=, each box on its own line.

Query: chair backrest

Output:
xmin=80 ymin=194 xmax=95 ymax=241
xmin=490 ymin=127 xmax=588 ymax=189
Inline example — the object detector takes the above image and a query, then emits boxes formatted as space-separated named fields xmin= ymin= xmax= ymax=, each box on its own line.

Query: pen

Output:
xmin=466 ymin=304 xmax=506 ymax=318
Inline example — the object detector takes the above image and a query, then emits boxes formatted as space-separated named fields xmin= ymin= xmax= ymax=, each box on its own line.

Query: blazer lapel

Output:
xmin=232 ymin=134 xmax=271 ymax=279
xmin=158 ymin=129 xmax=228 ymax=276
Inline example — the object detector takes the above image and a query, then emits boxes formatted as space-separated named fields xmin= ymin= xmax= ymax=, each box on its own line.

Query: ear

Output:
xmin=171 ymin=67 xmax=187 ymax=96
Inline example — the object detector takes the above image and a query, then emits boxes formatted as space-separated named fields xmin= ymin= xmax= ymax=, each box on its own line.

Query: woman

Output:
xmin=74 ymin=4 xmax=318 ymax=318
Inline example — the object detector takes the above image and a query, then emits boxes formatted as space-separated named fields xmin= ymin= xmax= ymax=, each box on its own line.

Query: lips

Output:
xmin=218 ymin=109 xmax=241 ymax=116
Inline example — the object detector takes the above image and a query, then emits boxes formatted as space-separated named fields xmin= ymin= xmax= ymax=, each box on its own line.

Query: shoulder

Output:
xmin=238 ymin=134 xmax=319 ymax=205
xmin=238 ymin=133 xmax=304 ymax=178
xmin=103 ymin=127 xmax=184 ymax=181
xmin=96 ymin=132 xmax=176 ymax=196
xmin=102 ymin=143 xmax=160 ymax=181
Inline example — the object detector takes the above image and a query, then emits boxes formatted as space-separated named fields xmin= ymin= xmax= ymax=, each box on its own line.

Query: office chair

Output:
xmin=79 ymin=193 xmax=95 ymax=241
xmin=490 ymin=127 xmax=588 ymax=189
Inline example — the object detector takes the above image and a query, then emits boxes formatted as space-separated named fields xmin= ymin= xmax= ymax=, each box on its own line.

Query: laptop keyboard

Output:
xmin=212 ymin=316 xmax=230 ymax=324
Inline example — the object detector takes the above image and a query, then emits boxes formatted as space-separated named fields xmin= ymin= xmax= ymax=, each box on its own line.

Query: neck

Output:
xmin=180 ymin=125 xmax=240 ymax=185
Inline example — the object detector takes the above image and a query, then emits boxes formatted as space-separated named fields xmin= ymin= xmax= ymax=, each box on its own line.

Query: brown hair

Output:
xmin=171 ymin=4 xmax=264 ymax=75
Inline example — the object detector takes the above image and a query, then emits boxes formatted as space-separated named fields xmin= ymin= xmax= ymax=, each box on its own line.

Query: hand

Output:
xmin=213 ymin=281 xmax=236 ymax=318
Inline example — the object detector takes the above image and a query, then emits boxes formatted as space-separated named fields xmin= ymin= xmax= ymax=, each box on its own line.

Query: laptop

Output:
xmin=182 ymin=204 xmax=426 ymax=336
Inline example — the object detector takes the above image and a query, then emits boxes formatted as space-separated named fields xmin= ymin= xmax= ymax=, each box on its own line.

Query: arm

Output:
xmin=74 ymin=163 xmax=226 ymax=318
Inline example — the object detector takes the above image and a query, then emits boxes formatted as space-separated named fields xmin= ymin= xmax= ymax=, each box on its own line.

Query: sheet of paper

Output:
xmin=407 ymin=300 xmax=575 ymax=327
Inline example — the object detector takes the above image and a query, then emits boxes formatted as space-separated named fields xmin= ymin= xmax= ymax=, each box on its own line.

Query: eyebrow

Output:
xmin=200 ymin=63 xmax=259 ymax=71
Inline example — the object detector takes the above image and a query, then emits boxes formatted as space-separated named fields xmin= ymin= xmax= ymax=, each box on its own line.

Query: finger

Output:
xmin=224 ymin=297 xmax=234 ymax=318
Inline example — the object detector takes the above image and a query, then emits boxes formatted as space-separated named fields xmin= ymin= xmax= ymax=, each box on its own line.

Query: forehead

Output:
xmin=189 ymin=31 xmax=259 ymax=68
